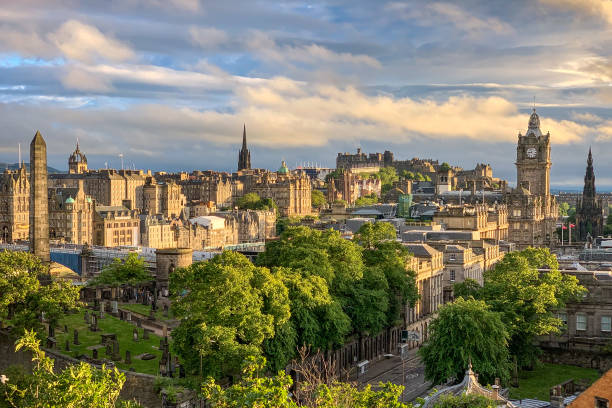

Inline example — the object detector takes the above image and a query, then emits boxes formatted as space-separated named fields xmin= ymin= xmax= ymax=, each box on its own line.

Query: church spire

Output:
xmin=583 ymin=147 xmax=596 ymax=198
xmin=238 ymin=123 xmax=251 ymax=171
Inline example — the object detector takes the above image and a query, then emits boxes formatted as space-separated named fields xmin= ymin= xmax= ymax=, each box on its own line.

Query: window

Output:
xmin=595 ymin=397 xmax=609 ymax=408
xmin=512 ymin=209 xmax=521 ymax=217
xmin=576 ymin=313 xmax=587 ymax=331
xmin=557 ymin=312 xmax=568 ymax=326
xmin=601 ymin=316 xmax=612 ymax=332
xmin=450 ymin=270 xmax=456 ymax=282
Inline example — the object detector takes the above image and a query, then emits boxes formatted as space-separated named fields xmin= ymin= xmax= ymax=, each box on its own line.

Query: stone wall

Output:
xmin=0 ymin=330 xmax=162 ymax=408
xmin=541 ymin=345 xmax=612 ymax=372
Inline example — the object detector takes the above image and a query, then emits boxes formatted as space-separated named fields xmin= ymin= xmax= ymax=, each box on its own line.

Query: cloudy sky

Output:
xmin=2 ymin=0 xmax=612 ymax=189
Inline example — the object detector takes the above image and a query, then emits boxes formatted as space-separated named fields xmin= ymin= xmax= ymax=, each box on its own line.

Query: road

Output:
xmin=359 ymin=354 xmax=431 ymax=403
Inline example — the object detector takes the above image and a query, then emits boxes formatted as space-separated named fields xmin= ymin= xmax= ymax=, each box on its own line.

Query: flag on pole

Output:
xmin=570 ymin=223 xmax=575 ymax=228
xmin=562 ymin=225 xmax=567 ymax=230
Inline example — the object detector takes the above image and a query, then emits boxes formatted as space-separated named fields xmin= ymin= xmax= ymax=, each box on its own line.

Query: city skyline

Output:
xmin=2 ymin=1 xmax=612 ymax=188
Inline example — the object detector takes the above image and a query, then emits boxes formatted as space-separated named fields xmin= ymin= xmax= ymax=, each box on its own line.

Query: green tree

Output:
xmin=89 ymin=253 xmax=151 ymax=286
xmin=439 ymin=162 xmax=451 ymax=172
xmin=170 ymin=251 xmax=291 ymax=378
xmin=311 ymin=190 xmax=326 ymax=210
xmin=415 ymin=173 xmax=425 ymax=181
xmin=0 ymin=251 xmax=80 ymax=337
xmin=236 ymin=193 xmax=278 ymax=211
xmin=0 ymin=330 xmax=141 ymax=408
xmin=202 ymin=356 xmax=413 ymax=408
xmin=419 ymin=297 xmax=511 ymax=386
xmin=479 ymin=248 xmax=585 ymax=367
xmin=433 ymin=394 xmax=496 ymax=408
xmin=452 ymin=278 xmax=481 ymax=299
xmin=558 ymin=202 xmax=570 ymax=217
xmin=378 ymin=167 xmax=399 ymax=195
xmin=353 ymin=222 xmax=396 ymax=249
xmin=354 ymin=194 xmax=379 ymax=207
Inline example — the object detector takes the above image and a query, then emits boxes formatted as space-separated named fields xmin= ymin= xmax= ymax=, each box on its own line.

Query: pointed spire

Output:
xmin=31 ymin=130 xmax=46 ymax=147
xmin=587 ymin=146 xmax=593 ymax=166
xmin=76 ymin=137 xmax=80 ymax=152
xmin=242 ymin=124 xmax=247 ymax=149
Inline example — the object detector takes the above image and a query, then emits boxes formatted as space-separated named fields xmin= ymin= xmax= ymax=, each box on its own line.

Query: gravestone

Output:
xmin=125 ymin=350 xmax=132 ymax=365
xmin=126 ymin=312 xmax=131 ymax=322
xmin=84 ymin=310 xmax=89 ymax=324
xmin=133 ymin=328 xmax=139 ymax=342
xmin=65 ymin=339 xmax=70 ymax=352
xmin=106 ymin=342 xmax=112 ymax=356
xmin=46 ymin=337 xmax=56 ymax=349
xmin=111 ymin=301 xmax=118 ymax=314
xmin=143 ymin=329 xmax=149 ymax=340
xmin=48 ymin=325 xmax=55 ymax=338
xmin=163 ymin=304 xmax=169 ymax=317
xmin=73 ymin=329 xmax=80 ymax=345
xmin=90 ymin=314 xmax=98 ymax=332
xmin=112 ymin=339 xmax=120 ymax=361
xmin=99 ymin=302 xmax=105 ymax=318
xmin=93 ymin=348 xmax=98 ymax=359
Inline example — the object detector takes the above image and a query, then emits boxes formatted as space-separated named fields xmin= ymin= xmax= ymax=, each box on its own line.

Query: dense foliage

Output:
xmin=435 ymin=248 xmax=587 ymax=383
xmin=202 ymin=356 xmax=413 ymax=408
xmin=89 ymin=253 xmax=151 ymax=286
xmin=0 ymin=331 xmax=141 ymax=408
xmin=170 ymin=225 xmax=417 ymax=379
xmin=311 ymin=190 xmax=326 ymax=209
xmin=354 ymin=193 xmax=379 ymax=207
xmin=0 ymin=250 xmax=80 ymax=336
xmin=236 ymin=193 xmax=277 ymax=211
xmin=419 ymin=297 xmax=511 ymax=385
xmin=170 ymin=251 xmax=290 ymax=378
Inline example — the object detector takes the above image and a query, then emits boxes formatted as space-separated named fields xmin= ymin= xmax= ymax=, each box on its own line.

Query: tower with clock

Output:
xmin=515 ymin=109 xmax=551 ymax=197
xmin=505 ymin=109 xmax=558 ymax=249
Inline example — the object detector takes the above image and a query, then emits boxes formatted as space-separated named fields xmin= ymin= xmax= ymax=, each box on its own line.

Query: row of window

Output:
xmin=558 ymin=312 xmax=612 ymax=332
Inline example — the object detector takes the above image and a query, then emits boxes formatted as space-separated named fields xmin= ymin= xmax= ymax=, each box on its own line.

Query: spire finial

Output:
xmin=76 ymin=137 xmax=80 ymax=151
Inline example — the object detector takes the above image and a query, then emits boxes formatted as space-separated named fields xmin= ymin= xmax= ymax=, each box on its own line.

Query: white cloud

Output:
xmin=48 ymin=20 xmax=134 ymax=63
xmin=247 ymin=31 xmax=381 ymax=69
xmin=189 ymin=27 xmax=228 ymax=49
xmin=386 ymin=1 xmax=512 ymax=36
xmin=539 ymin=0 xmax=612 ymax=25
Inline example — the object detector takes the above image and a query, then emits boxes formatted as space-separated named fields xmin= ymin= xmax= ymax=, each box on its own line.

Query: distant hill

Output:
xmin=0 ymin=162 xmax=64 ymax=174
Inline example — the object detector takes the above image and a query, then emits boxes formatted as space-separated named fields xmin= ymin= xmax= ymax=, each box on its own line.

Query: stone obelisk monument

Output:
xmin=29 ymin=131 xmax=50 ymax=263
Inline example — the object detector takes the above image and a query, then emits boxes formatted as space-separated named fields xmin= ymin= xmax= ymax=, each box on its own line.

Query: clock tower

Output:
xmin=505 ymin=108 xmax=558 ymax=249
xmin=515 ymin=109 xmax=551 ymax=196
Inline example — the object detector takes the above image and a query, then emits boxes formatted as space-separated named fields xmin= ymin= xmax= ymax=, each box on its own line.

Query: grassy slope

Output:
xmin=54 ymin=309 xmax=164 ymax=375
xmin=509 ymin=363 xmax=601 ymax=401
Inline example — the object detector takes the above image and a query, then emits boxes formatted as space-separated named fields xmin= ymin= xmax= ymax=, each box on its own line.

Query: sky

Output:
xmin=2 ymin=0 xmax=612 ymax=189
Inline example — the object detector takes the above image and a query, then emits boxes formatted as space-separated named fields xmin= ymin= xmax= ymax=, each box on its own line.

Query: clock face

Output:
xmin=526 ymin=147 xmax=537 ymax=158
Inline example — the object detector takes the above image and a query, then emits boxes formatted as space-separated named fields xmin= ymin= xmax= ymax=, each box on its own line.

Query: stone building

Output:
xmin=68 ymin=141 xmax=88 ymax=174
xmin=139 ymin=215 xmax=178 ymax=249
xmin=29 ymin=131 xmax=50 ymax=263
xmin=50 ymin=169 xmax=148 ymax=209
xmin=142 ymin=177 xmax=185 ymax=218
xmin=218 ymin=209 xmax=276 ymax=243
xmin=403 ymin=243 xmax=444 ymax=348
xmin=48 ymin=180 xmax=94 ymax=245
xmin=539 ymin=269 xmax=612 ymax=372
xmin=505 ymin=109 xmax=558 ymax=249
xmin=0 ymin=164 xmax=29 ymax=242
xmin=575 ymin=149 xmax=604 ymax=242
xmin=179 ymin=172 xmax=233 ymax=209
xmin=326 ymin=170 xmax=381 ymax=205
xmin=156 ymin=248 xmax=193 ymax=294
xmin=177 ymin=215 xmax=238 ymax=250
xmin=238 ymin=124 xmax=251 ymax=171
xmin=248 ymin=162 xmax=312 ymax=217
xmin=94 ymin=205 xmax=140 ymax=247
xmin=433 ymin=203 xmax=508 ymax=242
xmin=431 ymin=243 xmax=484 ymax=302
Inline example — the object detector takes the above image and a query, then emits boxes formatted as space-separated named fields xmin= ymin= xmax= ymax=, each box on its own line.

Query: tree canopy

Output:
xmin=354 ymin=194 xmax=379 ymax=207
xmin=0 ymin=330 xmax=141 ymax=408
xmin=170 ymin=251 xmax=290 ymax=378
xmin=236 ymin=193 xmax=277 ymax=211
xmin=89 ymin=253 xmax=151 ymax=286
xmin=202 ymin=356 xmax=413 ymax=408
xmin=311 ymin=190 xmax=326 ymax=209
xmin=0 ymin=250 xmax=80 ymax=336
xmin=419 ymin=297 xmax=511 ymax=386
